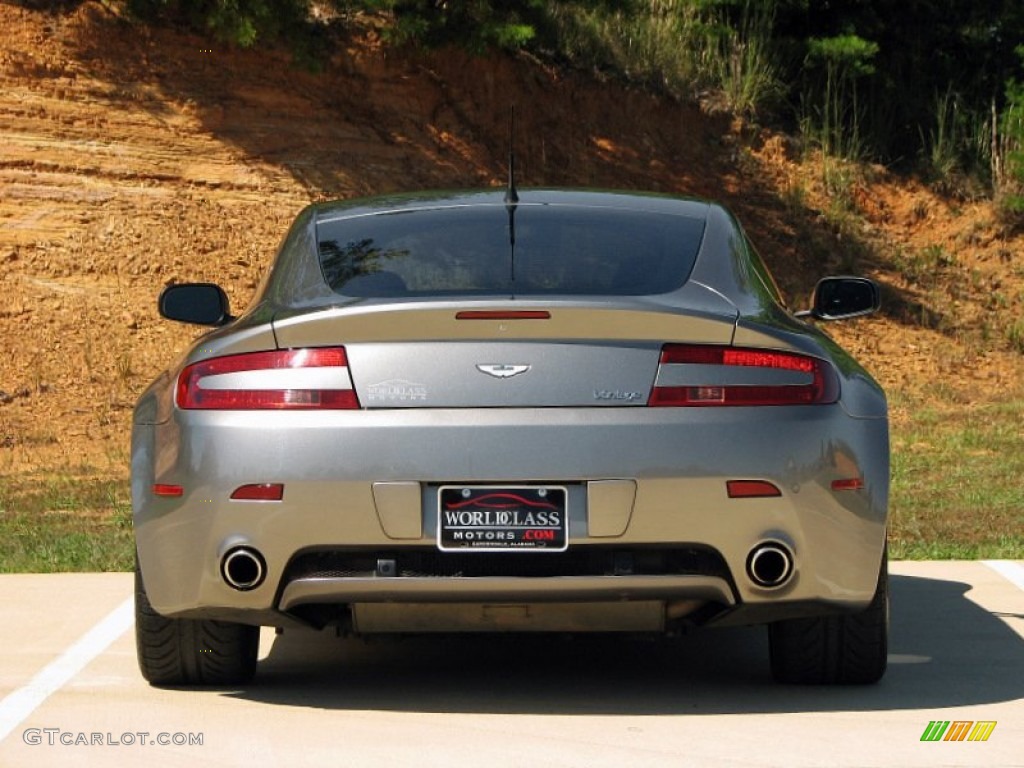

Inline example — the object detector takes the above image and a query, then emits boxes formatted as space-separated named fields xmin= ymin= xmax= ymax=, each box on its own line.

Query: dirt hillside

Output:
xmin=2 ymin=1 xmax=1023 ymax=486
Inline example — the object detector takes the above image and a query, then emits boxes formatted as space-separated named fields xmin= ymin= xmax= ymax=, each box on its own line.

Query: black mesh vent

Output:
xmin=283 ymin=546 xmax=731 ymax=582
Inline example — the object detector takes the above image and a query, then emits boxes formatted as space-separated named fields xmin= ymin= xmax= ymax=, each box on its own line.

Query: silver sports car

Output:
xmin=132 ymin=189 xmax=889 ymax=686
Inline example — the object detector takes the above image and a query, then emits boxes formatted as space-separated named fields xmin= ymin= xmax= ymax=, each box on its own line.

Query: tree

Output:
xmin=344 ymin=0 xmax=544 ymax=51
xmin=127 ymin=0 xmax=311 ymax=48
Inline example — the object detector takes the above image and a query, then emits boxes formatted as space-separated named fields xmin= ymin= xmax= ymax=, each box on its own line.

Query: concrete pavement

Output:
xmin=0 ymin=561 xmax=1021 ymax=767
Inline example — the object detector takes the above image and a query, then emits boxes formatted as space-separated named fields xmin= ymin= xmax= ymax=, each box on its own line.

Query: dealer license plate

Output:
xmin=437 ymin=486 xmax=568 ymax=552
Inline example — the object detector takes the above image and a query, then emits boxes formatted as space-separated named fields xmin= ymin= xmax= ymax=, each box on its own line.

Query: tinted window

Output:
xmin=317 ymin=206 xmax=705 ymax=297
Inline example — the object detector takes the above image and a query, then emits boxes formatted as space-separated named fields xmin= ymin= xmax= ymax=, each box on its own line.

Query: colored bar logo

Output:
xmin=920 ymin=721 xmax=997 ymax=742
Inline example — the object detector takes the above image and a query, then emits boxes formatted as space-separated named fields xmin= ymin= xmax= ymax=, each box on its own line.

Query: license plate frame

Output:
xmin=437 ymin=485 xmax=569 ymax=552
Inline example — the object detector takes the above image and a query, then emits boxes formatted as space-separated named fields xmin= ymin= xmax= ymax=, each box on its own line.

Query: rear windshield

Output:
xmin=316 ymin=205 xmax=705 ymax=297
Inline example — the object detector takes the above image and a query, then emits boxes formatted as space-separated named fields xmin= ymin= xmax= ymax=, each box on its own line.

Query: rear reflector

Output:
xmin=727 ymin=480 xmax=782 ymax=498
xmin=152 ymin=484 xmax=184 ymax=498
xmin=831 ymin=478 xmax=865 ymax=491
xmin=649 ymin=344 xmax=839 ymax=407
xmin=231 ymin=483 xmax=285 ymax=501
xmin=455 ymin=311 xmax=551 ymax=320
xmin=177 ymin=347 xmax=359 ymax=410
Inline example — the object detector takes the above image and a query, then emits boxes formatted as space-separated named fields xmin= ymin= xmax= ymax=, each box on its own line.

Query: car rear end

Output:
xmin=132 ymin=191 xmax=889 ymax=683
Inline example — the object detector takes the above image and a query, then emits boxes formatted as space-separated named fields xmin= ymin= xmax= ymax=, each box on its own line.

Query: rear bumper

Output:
xmin=133 ymin=404 xmax=888 ymax=630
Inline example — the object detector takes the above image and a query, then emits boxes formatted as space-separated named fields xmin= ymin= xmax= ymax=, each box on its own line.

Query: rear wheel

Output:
xmin=768 ymin=548 xmax=888 ymax=684
xmin=135 ymin=560 xmax=259 ymax=685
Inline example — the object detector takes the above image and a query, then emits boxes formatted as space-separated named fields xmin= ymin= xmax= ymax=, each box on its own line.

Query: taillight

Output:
xmin=176 ymin=347 xmax=359 ymax=410
xmin=649 ymin=344 xmax=839 ymax=406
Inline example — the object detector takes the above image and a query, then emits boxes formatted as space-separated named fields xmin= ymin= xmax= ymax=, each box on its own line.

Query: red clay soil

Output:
xmin=1 ymin=2 xmax=1022 ymax=483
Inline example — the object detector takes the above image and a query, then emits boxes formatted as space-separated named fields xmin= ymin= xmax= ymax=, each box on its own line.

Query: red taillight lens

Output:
xmin=649 ymin=344 xmax=839 ymax=407
xmin=177 ymin=347 xmax=359 ymax=410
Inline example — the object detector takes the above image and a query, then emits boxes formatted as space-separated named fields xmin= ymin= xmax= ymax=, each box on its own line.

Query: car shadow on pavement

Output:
xmin=228 ymin=574 xmax=1023 ymax=715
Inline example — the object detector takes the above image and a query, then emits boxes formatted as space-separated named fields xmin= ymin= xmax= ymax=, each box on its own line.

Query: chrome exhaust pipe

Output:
xmin=746 ymin=543 xmax=794 ymax=588
xmin=222 ymin=547 xmax=266 ymax=591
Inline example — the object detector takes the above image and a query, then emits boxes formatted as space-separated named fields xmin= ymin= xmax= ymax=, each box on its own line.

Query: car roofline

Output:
xmin=312 ymin=188 xmax=713 ymax=225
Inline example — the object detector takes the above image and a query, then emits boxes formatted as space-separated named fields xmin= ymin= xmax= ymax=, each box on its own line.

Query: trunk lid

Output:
xmin=272 ymin=296 xmax=738 ymax=408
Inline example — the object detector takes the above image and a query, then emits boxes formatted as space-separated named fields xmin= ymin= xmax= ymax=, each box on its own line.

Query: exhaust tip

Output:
xmin=746 ymin=542 xmax=794 ymax=588
xmin=222 ymin=547 xmax=266 ymax=591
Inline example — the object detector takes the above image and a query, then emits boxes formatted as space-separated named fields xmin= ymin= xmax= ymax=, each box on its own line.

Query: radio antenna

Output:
xmin=504 ymin=105 xmax=519 ymax=206
xmin=504 ymin=105 xmax=518 ymax=295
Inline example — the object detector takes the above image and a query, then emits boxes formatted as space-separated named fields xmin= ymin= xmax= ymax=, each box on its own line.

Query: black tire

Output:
xmin=768 ymin=548 xmax=889 ymax=685
xmin=135 ymin=560 xmax=259 ymax=686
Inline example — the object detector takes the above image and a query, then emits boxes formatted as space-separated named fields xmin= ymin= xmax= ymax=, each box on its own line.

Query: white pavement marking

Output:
xmin=982 ymin=559 xmax=1024 ymax=592
xmin=0 ymin=597 xmax=133 ymax=744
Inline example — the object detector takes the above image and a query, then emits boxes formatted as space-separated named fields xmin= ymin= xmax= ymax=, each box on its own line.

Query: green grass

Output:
xmin=889 ymin=397 xmax=1024 ymax=559
xmin=0 ymin=397 xmax=1022 ymax=570
xmin=546 ymin=0 xmax=781 ymax=119
xmin=0 ymin=474 xmax=134 ymax=572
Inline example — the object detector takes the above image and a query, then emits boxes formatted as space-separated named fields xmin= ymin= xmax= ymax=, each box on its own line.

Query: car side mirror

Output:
xmin=158 ymin=283 xmax=232 ymax=326
xmin=798 ymin=277 xmax=880 ymax=321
